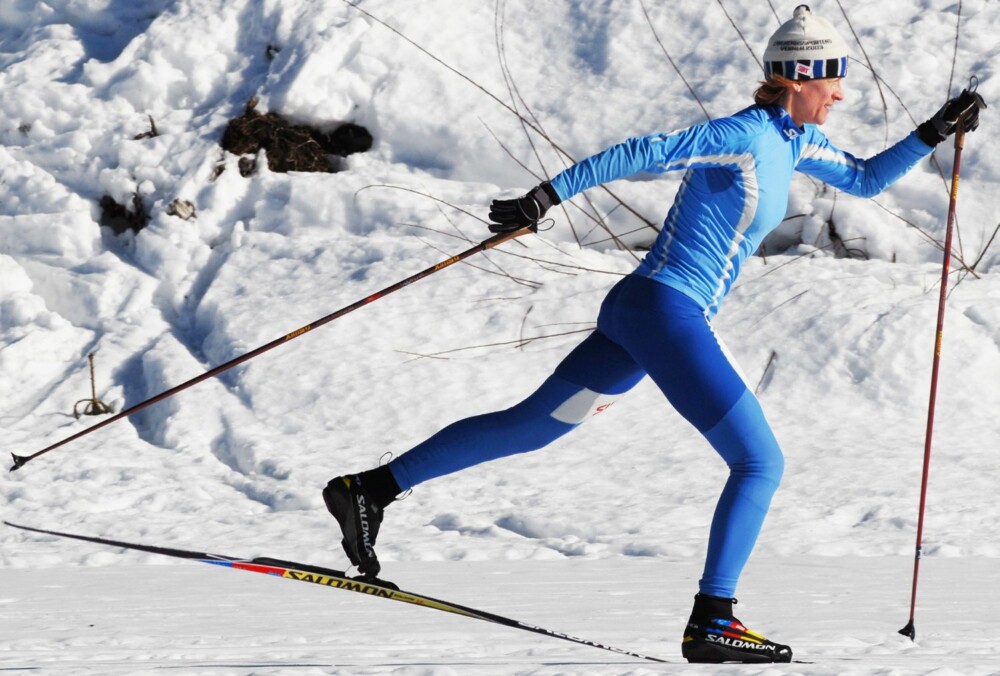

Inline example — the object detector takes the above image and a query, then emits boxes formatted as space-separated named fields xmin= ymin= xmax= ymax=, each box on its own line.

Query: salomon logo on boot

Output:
xmin=683 ymin=618 xmax=792 ymax=663
xmin=323 ymin=475 xmax=383 ymax=577
xmin=681 ymin=594 xmax=791 ymax=664
xmin=355 ymin=492 xmax=375 ymax=559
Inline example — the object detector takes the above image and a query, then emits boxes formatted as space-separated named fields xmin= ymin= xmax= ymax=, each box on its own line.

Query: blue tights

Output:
xmin=388 ymin=275 xmax=783 ymax=597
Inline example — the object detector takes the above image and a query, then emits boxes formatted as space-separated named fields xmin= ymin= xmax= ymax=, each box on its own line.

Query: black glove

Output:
xmin=917 ymin=88 xmax=987 ymax=146
xmin=488 ymin=182 xmax=561 ymax=233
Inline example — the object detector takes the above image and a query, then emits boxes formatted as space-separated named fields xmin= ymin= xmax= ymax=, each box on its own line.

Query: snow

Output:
xmin=1 ymin=0 xmax=998 ymax=673
xmin=4 ymin=557 xmax=999 ymax=674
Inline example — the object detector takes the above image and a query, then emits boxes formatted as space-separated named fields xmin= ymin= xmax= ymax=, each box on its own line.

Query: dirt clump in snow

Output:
xmin=220 ymin=98 xmax=372 ymax=174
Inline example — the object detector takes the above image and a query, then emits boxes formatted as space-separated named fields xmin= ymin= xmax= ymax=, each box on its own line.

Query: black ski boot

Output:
xmin=682 ymin=593 xmax=792 ymax=663
xmin=323 ymin=474 xmax=384 ymax=577
xmin=323 ymin=466 xmax=400 ymax=577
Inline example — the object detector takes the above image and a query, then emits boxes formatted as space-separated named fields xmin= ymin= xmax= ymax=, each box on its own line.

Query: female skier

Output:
xmin=323 ymin=5 xmax=984 ymax=663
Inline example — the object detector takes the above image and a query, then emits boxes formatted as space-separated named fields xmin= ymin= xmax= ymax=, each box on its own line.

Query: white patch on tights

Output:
xmin=708 ymin=318 xmax=751 ymax=389
xmin=550 ymin=388 xmax=619 ymax=425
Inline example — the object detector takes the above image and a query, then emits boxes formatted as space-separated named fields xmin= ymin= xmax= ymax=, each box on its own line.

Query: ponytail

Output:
xmin=754 ymin=75 xmax=797 ymax=107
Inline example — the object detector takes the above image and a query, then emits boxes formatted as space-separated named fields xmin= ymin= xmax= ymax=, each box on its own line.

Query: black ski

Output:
xmin=4 ymin=520 xmax=667 ymax=663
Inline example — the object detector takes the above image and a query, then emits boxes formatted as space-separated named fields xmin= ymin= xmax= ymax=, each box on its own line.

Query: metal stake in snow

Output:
xmin=898 ymin=110 xmax=971 ymax=641
xmin=9 ymin=227 xmax=532 ymax=472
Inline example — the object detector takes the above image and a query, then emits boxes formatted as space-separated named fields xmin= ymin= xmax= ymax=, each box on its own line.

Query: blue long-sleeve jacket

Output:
xmin=549 ymin=105 xmax=933 ymax=316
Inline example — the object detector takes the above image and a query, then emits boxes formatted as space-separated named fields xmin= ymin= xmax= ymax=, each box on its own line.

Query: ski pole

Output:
xmin=898 ymin=117 xmax=969 ymax=641
xmin=9 ymin=227 xmax=532 ymax=472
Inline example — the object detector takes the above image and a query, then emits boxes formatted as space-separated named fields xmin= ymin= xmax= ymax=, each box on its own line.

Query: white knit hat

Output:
xmin=763 ymin=5 xmax=849 ymax=80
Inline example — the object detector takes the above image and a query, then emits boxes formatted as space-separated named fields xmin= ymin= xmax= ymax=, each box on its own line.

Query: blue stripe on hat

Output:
xmin=763 ymin=56 xmax=848 ymax=80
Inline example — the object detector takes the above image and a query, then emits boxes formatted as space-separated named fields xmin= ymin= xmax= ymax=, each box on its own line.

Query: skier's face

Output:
xmin=789 ymin=77 xmax=844 ymax=126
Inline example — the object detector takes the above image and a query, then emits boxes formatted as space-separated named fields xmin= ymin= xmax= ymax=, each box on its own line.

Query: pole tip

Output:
xmin=9 ymin=453 xmax=27 ymax=472
xmin=898 ymin=620 xmax=916 ymax=640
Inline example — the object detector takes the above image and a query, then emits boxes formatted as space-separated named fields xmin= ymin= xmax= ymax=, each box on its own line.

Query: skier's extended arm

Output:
xmin=487 ymin=116 xmax=754 ymax=233
xmin=797 ymin=89 xmax=986 ymax=198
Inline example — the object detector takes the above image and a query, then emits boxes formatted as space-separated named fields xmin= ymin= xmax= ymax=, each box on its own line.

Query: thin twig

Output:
xmin=638 ymin=0 xmax=712 ymax=122
xmin=968 ymin=221 xmax=1000 ymax=272
xmin=338 ymin=0 xmax=656 ymax=232
xmin=836 ymin=0 xmax=889 ymax=149
xmin=395 ymin=219 xmax=627 ymax=279
xmin=493 ymin=2 xmax=652 ymax=253
xmin=867 ymin=198 xmax=978 ymax=277
xmin=749 ymin=290 xmax=809 ymax=328
xmin=754 ymin=350 xmax=778 ymax=395
xmin=753 ymin=237 xmax=870 ymax=279
xmin=765 ymin=0 xmax=781 ymax=22
xmin=421 ymin=182 xmax=527 ymax=284
xmin=478 ymin=120 xmax=643 ymax=258
xmin=493 ymin=0 xmax=583 ymax=247
xmin=518 ymin=304 xmax=533 ymax=351
xmin=946 ymin=0 xmax=962 ymax=96
xmin=415 ymin=235 xmax=543 ymax=289
xmin=397 ymin=328 xmax=595 ymax=362
xmin=715 ymin=0 xmax=763 ymax=72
